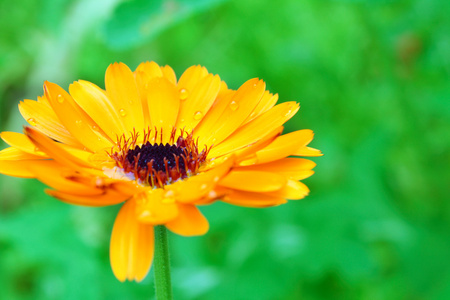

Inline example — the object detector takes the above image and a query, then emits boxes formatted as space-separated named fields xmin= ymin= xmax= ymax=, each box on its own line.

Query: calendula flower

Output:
xmin=0 ymin=62 xmax=321 ymax=282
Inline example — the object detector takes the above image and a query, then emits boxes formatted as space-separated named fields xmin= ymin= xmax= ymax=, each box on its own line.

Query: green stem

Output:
xmin=153 ymin=225 xmax=173 ymax=300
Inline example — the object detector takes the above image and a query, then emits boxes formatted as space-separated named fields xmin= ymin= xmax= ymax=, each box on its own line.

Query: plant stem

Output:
xmin=153 ymin=225 xmax=173 ymax=300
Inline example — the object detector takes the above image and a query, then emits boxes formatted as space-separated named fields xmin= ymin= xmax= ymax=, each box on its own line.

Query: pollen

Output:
xmin=110 ymin=128 xmax=210 ymax=188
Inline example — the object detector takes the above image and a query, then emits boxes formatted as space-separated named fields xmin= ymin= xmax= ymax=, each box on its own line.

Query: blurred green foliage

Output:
xmin=0 ymin=0 xmax=449 ymax=299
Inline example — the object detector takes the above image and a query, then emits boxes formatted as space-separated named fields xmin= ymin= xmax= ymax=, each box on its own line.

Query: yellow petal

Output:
xmin=196 ymin=78 xmax=266 ymax=147
xmin=146 ymin=77 xmax=180 ymax=143
xmin=252 ymin=129 xmax=314 ymax=164
xmin=237 ymin=157 xmax=316 ymax=180
xmin=46 ymin=189 xmax=129 ymax=206
xmin=135 ymin=190 xmax=179 ymax=224
xmin=24 ymin=127 xmax=95 ymax=170
xmin=110 ymin=200 xmax=154 ymax=282
xmin=267 ymin=180 xmax=310 ymax=200
xmin=44 ymin=81 xmax=113 ymax=151
xmin=161 ymin=65 xmax=177 ymax=85
xmin=223 ymin=189 xmax=287 ymax=208
xmin=294 ymin=146 xmax=323 ymax=157
xmin=19 ymin=99 xmax=82 ymax=147
xmin=0 ymin=147 xmax=45 ymax=160
xmin=242 ymin=91 xmax=278 ymax=125
xmin=135 ymin=61 xmax=163 ymax=78
xmin=208 ymin=102 xmax=299 ymax=158
xmin=0 ymin=132 xmax=47 ymax=157
xmin=69 ymin=80 xmax=126 ymax=140
xmin=166 ymin=204 xmax=209 ymax=236
xmin=177 ymin=65 xmax=208 ymax=93
xmin=176 ymin=73 xmax=221 ymax=131
xmin=105 ymin=62 xmax=145 ymax=137
xmin=194 ymin=90 xmax=235 ymax=144
xmin=27 ymin=160 xmax=104 ymax=196
xmin=219 ymin=170 xmax=286 ymax=192
xmin=0 ymin=160 xmax=37 ymax=178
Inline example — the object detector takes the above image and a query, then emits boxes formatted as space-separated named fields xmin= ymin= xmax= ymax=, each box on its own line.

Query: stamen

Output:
xmin=110 ymin=128 xmax=208 ymax=188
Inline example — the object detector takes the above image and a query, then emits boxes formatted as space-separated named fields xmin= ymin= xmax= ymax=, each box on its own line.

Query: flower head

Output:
xmin=0 ymin=62 xmax=321 ymax=281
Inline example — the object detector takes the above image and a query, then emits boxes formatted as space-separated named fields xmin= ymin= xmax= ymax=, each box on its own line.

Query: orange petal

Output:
xmin=176 ymin=73 xmax=221 ymax=131
xmin=237 ymin=157 xmax=316 ymax=180
xmin=18 ymin=99 xmax=82 ymax=147
xmin=0 ymin=147 xmax=45 ymax=160
xmin=165 ymin=155 xmax=234 ymax=203
xmin=27 ymin=160 xmax=104 ymax=196
xmin=252 ymin=129 xmax=314 ymax=164
xmin=208 ymin=101 xmax=299 ymax=158
xmin=110 ymin=200 xmax=154 ymax=282
xmin=196 ymin=79 xmax=266 ymax=147
xmin=0 ymin=132 xmax=47 ymax=157
xmin=0 ymin=160 xmax=37 ymax=178
xmin=267 ymin=180 xmax=310 ymax=200
xmin=46 ymin=189 xmax=129 ymax=206
xmin=69 ymin=80 xmax=126 ymax=140
xmin=294 ymin=146 xmax=323 ymax=157
xmin=24 ymin=127 xmax=95 ymax=170
xmin=219 ymin=170 xmax=286 ymax=192
xmin=166 ymin=204 xmax=209 ymax=236
xmin=223 ymin=189 xmax=287 ymax=208
xmin=105 ymin=62 xmax=145 ymax=137
xmin=146 ymin=77 xmax=180 ymax=143
xmin=44 ymin=81 xmax=113 ymax=151
xmin=135 ymin=190 xmax=179 ymax=225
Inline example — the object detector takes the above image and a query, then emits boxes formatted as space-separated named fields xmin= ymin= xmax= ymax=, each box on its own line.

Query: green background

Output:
xmin=0 ymin=0 xmax=449 ymax=299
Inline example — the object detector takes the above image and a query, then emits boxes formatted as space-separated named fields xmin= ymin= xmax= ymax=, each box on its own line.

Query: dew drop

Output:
xmin=92 ymin=125 xmax=99 ymax=131
xmin=179 ymin=118 xmax=185 ymax=124
xmin=179 ymin=88 xmax=188 ymax=100
xmin=200 ymin=183 xmax=208 ymax=190
xmin=27 ymin=118 xmax=37 ymax=126
xmin=213 ymin=176 xmax=220 ymax=183
xmin=284 ymin=109 xmax=293 ymax=117
xmin=119 ymin=109 xmax=127 ymax=117
xmin=34 ymin=147 xmax=39 ymax=152
xmin=229 ymin=101 xmax=239 ymax=111
xmin=193 ymin=111 xmax=203 ymax=120
xmin=164 ymin=190 xmax=175 ymax=198
xmin=75 ymin=120 xmax=82 ymax=127
xmin=57 ymin=94 xmax=64 ymax=103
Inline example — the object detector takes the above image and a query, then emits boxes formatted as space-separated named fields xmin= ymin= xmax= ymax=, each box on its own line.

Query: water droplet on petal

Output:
xmin=193 ymin=111 xmax=203 ymax=120
xmin=179 ymin=88 xmax=188 ymax=100
xmin=92 ymin=125 xmax=99 ymax=131
xmin=57 ymin=94 xmax=64 ymax=103
xmin=34 ymin=147 xmax=39 ymax=152
xmin=179 ymin=118 xmax=185 ymax=124
xmin=27 ymin=118 xmax=37 ymax=126
xmin=213 ymin=176 xmax=220 ymax=183
xmin=284 ymin=109 xmax=293 ymax=117
xmin=200 ymin=183 xmax=208 ymax=190
xmin=229 ymin=101 xmax=239 ymax=111
xmin=164 ymin=190 xmax=175 ymax=198
xmin=119 ymin=109 xmax=127 ymax=117
xmin=75 ymin=120 xmax=82 ymax=127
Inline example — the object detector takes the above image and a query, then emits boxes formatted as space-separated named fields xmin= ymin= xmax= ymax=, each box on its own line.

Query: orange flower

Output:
xmin=0 ymin=62 xmax=321 ymax=282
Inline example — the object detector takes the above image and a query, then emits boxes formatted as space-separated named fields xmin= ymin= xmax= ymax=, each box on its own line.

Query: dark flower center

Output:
xmin=111 ymin=129 xmax=210 ymax=187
